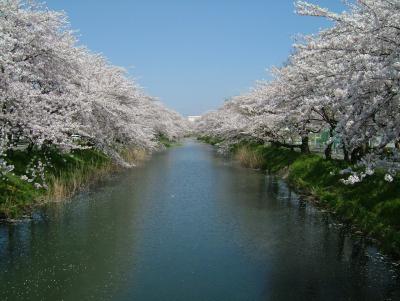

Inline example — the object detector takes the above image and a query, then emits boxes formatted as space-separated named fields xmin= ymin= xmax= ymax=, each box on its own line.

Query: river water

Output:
xmin=0 ymin=140 xmax=399 ymax=300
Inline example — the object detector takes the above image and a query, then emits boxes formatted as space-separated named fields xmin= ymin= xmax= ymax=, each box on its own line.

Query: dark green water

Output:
xmin=0 ymin=140 xmax=399 ymax=301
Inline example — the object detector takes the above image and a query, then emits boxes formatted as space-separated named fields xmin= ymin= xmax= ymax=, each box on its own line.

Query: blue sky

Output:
xmin=46 ymin=0 xmax=348 ymax=116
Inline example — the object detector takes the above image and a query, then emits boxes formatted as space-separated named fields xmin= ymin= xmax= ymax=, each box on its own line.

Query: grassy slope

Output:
xmin=158 ymin=134 xmax=182 ymax=148
xmin=231 ymin=142 xmax=400 ymax=256
xmin=0 ymin=148 xmax=113 ymax=219
xmin=0 ymin=135 xmax=178 ymax=219
xmin=197 ymin=136 xmax=223 ymax=146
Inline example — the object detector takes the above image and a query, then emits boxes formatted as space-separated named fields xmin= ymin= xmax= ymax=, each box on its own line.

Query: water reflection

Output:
xmin=0 ymin=140 xmax=399 ymax=301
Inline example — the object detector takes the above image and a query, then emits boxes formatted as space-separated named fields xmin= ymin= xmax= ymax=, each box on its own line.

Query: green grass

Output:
xmin=197 ymin=136 xmax=224 ymax=146
xmin=1 ymin=135 xmax=174 ymax=219
xmin=0 ymin=147 xmax=112 ymax=219
xmin=0 ymin=173 xmax=42 ymax=218
xmin=232 ymin=143 xmax=400 ymax=256
xmin=157 ymin=134 xmax=181 ymax=148
xmin=232 ymin=142 xmax=303 ymax=172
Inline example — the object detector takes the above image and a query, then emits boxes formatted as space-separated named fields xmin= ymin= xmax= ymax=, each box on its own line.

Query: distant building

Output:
xmin=187 ymin=115 xmax=201 ymax=122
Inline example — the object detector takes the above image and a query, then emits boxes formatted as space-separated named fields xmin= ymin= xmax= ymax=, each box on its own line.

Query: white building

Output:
xmin=187 ymin=115 xmax=201 ymax=122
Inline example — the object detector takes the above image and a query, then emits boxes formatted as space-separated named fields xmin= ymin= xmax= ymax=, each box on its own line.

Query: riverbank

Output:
xmin=0 ymin=144 xmax=156 ymax=220
xmin=1 ymin=148 xmax=110 ymax=219
xmin=0 ymin=135 xmax=184 ymax=220
xmin=200 ymin=138 xmax=400 ymax=257
xmin=2 ymin=140 xmax=398 ymax=300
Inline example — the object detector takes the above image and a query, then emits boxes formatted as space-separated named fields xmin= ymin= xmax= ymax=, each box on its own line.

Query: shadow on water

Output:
xmin=0 ymin=139 xmax=399 ymax=301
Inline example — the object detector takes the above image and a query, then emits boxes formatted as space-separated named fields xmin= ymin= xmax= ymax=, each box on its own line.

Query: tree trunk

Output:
xmin=300 ymin=136 xmax=310 ymax=154
xmin=27 ymin=143 xmax=34 ymax=153
xmin=343 ymin=144 xmax=350 ymax=162
xmin=350 ymin=146 xmax=363 ymax=164
xmin=324 ymin=142 xmax=333 ymax=160
xmin=324 ymin=128 xmax=334 ymax=160
xmin=350 ymin=143 xmax=369 ymax=164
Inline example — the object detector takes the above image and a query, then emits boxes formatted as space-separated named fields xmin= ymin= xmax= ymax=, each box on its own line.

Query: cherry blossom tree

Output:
xmin=0 ymin=0 xmax=189 ymax=178
xmin=296 ymin=0 xmax=400 ymax=174
xmin=197 ymin=0 xmax=400 ymax=181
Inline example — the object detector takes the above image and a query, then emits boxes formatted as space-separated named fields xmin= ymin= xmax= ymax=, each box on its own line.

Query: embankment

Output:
xmin=202 ymin=138 xmax=400 ymax=257
xmin=0 ymin=146 xmax=150 ymax=220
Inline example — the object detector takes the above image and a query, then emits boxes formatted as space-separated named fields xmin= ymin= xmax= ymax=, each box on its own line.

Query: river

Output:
xmin=0 ymin=140 xmax=399 ymax=300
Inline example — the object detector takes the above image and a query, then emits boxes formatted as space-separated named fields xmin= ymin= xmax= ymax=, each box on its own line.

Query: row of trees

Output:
xmin=197 ymin=0 xmax=400 ymax=181
xmin=0 ymin=0 xmax=189 ymax=176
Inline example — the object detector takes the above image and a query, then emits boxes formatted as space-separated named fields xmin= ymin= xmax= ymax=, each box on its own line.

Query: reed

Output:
xmin=120 ymin=147 xmax=149 ymax=165
xmin=0 ymin=148 xmax=123 ymax=218
xmin=44 ymin=147 xmax=148 ymax=203
xmin=0 ymin=145 xmax=155 ymax=219
xmin=44 ymin=161 xmax=118 ymax=202
xmin=234 ymin=145 xmax=264 ymax=169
